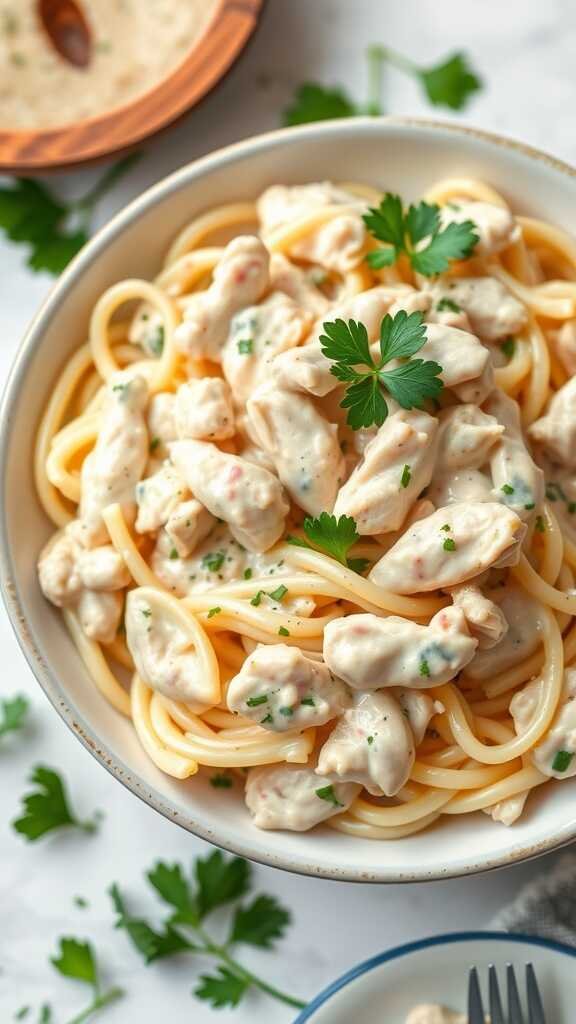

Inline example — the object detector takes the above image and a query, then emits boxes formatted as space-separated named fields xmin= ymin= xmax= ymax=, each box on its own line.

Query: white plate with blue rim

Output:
xmin=294 ymin=931 xmax=576 ymax=1022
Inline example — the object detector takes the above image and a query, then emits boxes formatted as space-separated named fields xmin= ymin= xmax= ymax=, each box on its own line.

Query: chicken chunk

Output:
xmin=222 ymin=292 xmax=311 ymax=406
xmin=76 ymin=546 xmax=131 ymax=592
xmin=125 ymin=587 xmax=217 ymax=704
xmin=334 ymin=410 xmax=438 ymax=535
xmin=258 ymin=182 xmax=366 ymax=273
xmin=511 ymin=667 xmax=576 ymax=778
xmin=406 ymin=1007 xmax=465 ymax=1024
xmin=170 ymin=440 xmax=288 ymax=552
xmin=174 ymin=377 xmax=235 ymax=441
xmin=147 ymin=392 xmax=177 ymax=450
xmin=270 ymin=341 xmax=338 ymax=398
xmin=77 ymin=589 xmax=123 ymax=644
xmin=427 ymin=469 xmax=494 ymax=508
xmin=418 ymin=322 xmax=493 ymax=404
xmin=227 ymin=645 xmax=350 ymax=731
xmin=38 ymin=530 xmax=82 ymax=607
xmin=484 ymin=791 xmax=530 ymax=826
xmin=270 ymin=252 xmax=330 ymax=316
xmin=448 ymin=583 xmax=508 ymax=649
xmin=129 ymin=305 xmax=165 ymax=357
xmin=369 ymin=502 xmax=526 ymax=593
xmin=552 ymin=320 xmax=576 ymax=376
xmin=245 ymin=763 xmax=360 ymax=831
xmin=77 ymin=372 xmax=149 ymax=547
xmin=135 ymin=464 xmax=188 ymax=534
xmin=164 ymin=499 xmax=215 ymax=558
xmin=311 ymin=284 xmax=418 ymax=346
xmin=316 ymin=691 xmax=415 ymax=797
xmin=246 ymin=384 xmax=344 ymax=515
xmin=440 ymin=200 xmax=520 ymax=257
xmin=436 ymin=405 xmax=503 ymax=470
xmin=528 ymin=377 xmax=576 ymax=469
xmin=323 ymin=608 xmax=477 ymax=691
xmin=393 ymin=689 xmax=441 ymax=745
xmin=174 ymin=236 xmax=270 ymax=360
xmin=464 ymin=586 xmax=541 ymax=680
xmin=422 ymin=277 xmax=527 ymax=343
xmin=486 ymin=391 xmax=544 ymax=518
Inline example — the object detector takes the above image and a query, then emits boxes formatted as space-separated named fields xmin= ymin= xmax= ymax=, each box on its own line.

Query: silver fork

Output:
xmin=467 ymin=962 xmax=547 ymax=1023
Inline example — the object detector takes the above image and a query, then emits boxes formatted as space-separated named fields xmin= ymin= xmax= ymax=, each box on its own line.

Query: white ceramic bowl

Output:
xmin=2 ymin=117 xmax=576 ymax=883
xmin=294 ymin=931 xmax=576 ymax=1021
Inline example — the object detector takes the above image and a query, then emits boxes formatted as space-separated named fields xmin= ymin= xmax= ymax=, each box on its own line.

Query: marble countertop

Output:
xmin=1 ymin=0 xmax=576 ymax=1019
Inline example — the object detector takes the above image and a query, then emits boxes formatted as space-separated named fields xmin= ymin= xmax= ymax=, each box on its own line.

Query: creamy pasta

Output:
xmin=36 ymin=175 xmax=576 ymax=840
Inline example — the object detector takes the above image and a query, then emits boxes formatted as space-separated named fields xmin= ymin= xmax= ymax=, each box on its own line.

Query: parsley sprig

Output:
xmin=319 ymin=309 xmax=443 ymax=429
xmin=111 ymin=850 xmax=303 ymax=1011
xmin=287 ymin=512 xmax=368 ymax=573
xmin=13 ymin=766 xmax=101 ymax=841
xmin=0 ymin=153 xmax=140 ymax=275
xmin=364 ymin=193 xmax=478 ymax=275
xmin=283 ymin=45 xmax=481 ymax=124
xmin=0 ymin=693 xmax=28 ymax=740
xmin=51 ymin=937 xmax=124 ymax=1023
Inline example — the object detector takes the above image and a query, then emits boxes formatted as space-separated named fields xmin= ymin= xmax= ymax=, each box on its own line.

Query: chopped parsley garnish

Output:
xmin=320 ymin=310 xmax=443 ymax=429
xmin=367 ymin=735 xmax=375 ymax=745
xmin=436 ymin=297 xmax=461 ymax=313
xmin=419 ymin=658 xmax=431 ymax=678
xmin=364 ymin=194 xmax=478 ymax=276
xmin=268 ymin=584 xmax=288 ymax=602
xmin=278 ymin=626 xmax=290 ymax=637
xmin=440 ymin=523 xmax=451 ymax=531
xmin=243 ymin=568 xmax=253 ymax=580
xmin=535 ymin=516 xmax=546 ymax=533
xmin=202 ymin=550 xmax=225 ymax=572
xmin=250 ymin=590 xmax=265 ymax=607
xmin=315 ymin=785 xmax=343 ymax=808
xmin=141 ymin=608 xmax=152 ymax=618
xmin=0 ymin=154 xmax=141 ymax=275
xmin=13 ymin=766 xmax=100 ymax=841
xmin=149 ymin=436 xmax=160 ymax=453
xmin=287 ymin=511 xmax=365 ymax=572
xmin=169 ymin=547 xmax=179 ymax=560
xmin=260 ymin=713 xmax=274 ymax=725
xmin=443 ymin=537 xmax=456 ymax=552
xmin=501 ymin=337 xmax=516 ymax=359
xmin=552 ymin=750 xmax=574 ymax=773
xmin=300 ymin=697 xmax=316 ymax=707
xmin=111 ymin=850 xmax=299 ymax=1010
xmin=524 ymin=502 xmax=535 ymax=510
xmin=0 ymin=694 xmax=28 ymax=741
xmin=207 ymin=607 xmax=221 ymax=619
xmin=237 ymin=339 xmax=253 ymax=355
xmin=210 ymin=773 xmax=234 ymax=789
xmin=278 ymin=707 xmax=294 ymax=717
xmin=246 ymin=695 xmax=268 ymax=708
xmin=400 ymin=464 xmax=411 ymax=488
xmin=148 ymin=325 xmax=164 ymax=357
xmin=501 ymin=483 xmax=515 ymax=495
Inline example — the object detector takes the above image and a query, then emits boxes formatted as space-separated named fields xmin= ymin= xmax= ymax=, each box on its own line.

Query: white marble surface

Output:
xmin=1 ymin=0 xmax=575 ymax=1019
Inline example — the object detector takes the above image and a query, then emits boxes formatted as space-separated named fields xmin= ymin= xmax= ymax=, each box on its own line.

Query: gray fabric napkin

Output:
xmin=492 ymin=853 xmax=576 ymax=946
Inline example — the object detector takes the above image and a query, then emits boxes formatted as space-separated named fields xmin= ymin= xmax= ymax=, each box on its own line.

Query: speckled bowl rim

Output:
xmin=2 ymin=116 xmax=576 ymax=883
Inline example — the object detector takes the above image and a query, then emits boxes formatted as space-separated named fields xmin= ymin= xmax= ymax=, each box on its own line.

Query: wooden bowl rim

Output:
xmin=0 ymin=0 xmax=265 ymax=172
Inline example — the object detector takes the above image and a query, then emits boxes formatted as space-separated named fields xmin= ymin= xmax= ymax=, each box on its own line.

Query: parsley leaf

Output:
xmin=300 ymin=511 xmax=359 ymax=565
xmin=320 ymin=310 xmax=443 ymax=429
xmin=195 ymin=967 xmax=249 ymax=1008
xmin=195 ymin=849 xmax=251 ymax=919
xmin=147 ymin=862 xmax=199 ymax=926
xmin=364 ymin=193 xmax=478 ymax=277
xmin=50 ymin=936 xmax=124 ymax=1020
xmin=210 ymin=772 xmax=233 ymax=788
xmin=12 ymin=766 xmax=100 ymax=841
xmin=552 ymin=750 xmax=574 ymax=773
xmin=419 ymin=52 xmax=482 ymax=110
xmin=0 ymin=694 xmax=28 ymax=740
xmin=110 ymin=883 xmax=194 ymax=963
xmin=283 ymin=83 xmax=357 ymax=126
xmin=315 ymin=784 xmax=343 ymax=808
xmin=0 ymin=154 xmax=140 ymax=275
xmin=230 ymin=895 xmax=291 ymax=949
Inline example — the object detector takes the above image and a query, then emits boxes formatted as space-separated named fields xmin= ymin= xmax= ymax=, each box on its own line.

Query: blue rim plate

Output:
xmin=295 ymin=930 xmax=576 ymax=1022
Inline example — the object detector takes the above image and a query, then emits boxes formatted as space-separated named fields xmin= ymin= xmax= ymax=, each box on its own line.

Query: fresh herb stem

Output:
xmin=375 ymin=45 xmax=419 ymax=77
xmin=195 ymin=925 xmax=305 ymax=1010
xmin=365 ymin=45 xmax=386 ymax=114
xmin=66 ymin=986 xmax=124 ymax=1024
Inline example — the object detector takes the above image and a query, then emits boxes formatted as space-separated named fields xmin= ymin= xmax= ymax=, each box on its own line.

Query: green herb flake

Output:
xmin=278 ymin=626 xmax=290 ymax=637
xmin=148 ymin=325 xmax=164 ymax=357
xmin=400 ymin=464 xmax=411 ymax=489
xmin=0 ymin=694 xmax=28 ymax=740
xmin=210 ymin=773 xmax=233 ymax=789
xmin=300 ymin=696 xmax=316 ymax=707
xmin=250 ymin=590 xmax=265 ymax=607
xmin=501 ymin=337 xmax=516 ymax=359
xmin=268 ymin=584 xmax=288 ymax=602
xmin=535 ymin=515 xmax=546 ymax=533
xmin=237 ymin=339 xmax=253 ymax=355
xmin=260 ymin=713 xmax=274 ymax=725
xmin=315 ymin=785 xmax=343 ymax=808
xmin=367 ymin=735 xmax=375 ymax=745
xmin=419 ymin=658 xmax=431 ymax=678
xmin=246 ymin=695 xmax=268 ymax=708
xmin=443 ymin=537 xmax=456 ymax=552
xmin=207 ymin=607 xmax=221 ymax=619
xmin=243 ymin=568 xmax=253 ymax=580
xmin=524 ymin=502 xmax=535 ymax=510
xmin=279 ymin=707 xmax=294 ymax=718
xmin=436 ymin=297 xmax=461 ymax=313
xmin=141 ymin=608 xmax=152 ymax=618
xmin=149 ymin=436 xmax=160 ymax=453
xmin=552 ymin=750 xmax=574 ymax=773
xmin=202 ymin=550 xmax=225 ymax=573
xmin=501 ymin=483 xmax=515 ymax=495
xmin=440 ymin=523 xmax=451 ymax=531
xmin=169 ymin=547 xmax=179 ymax=560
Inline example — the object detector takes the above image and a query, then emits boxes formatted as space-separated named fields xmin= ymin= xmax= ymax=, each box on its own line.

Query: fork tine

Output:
xmin=488 ymin=964 xmax=506 ymax=1024
xmin=468 ymin=966 xmax=485 ymax=1024
xmin=526 ymin=963 xmax=547 ymax=1024
xmin=507 ymin=963 xmax=525 ymax=1024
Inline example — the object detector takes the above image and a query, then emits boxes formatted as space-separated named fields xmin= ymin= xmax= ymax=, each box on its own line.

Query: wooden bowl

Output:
xmin=0 ymin=0 xmax=264 ymax=172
